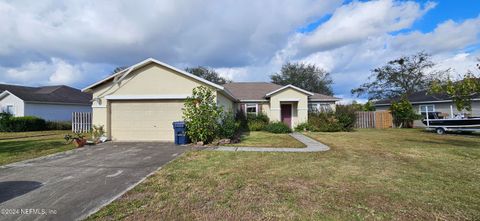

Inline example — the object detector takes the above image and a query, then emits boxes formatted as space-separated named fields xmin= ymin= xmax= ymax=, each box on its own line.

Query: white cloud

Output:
xmin=0 ymin=0 xmax=479 ymax=102
xmin=434 ymin=52 xmax=480 ymax=77
xmin=0 ymin=0 xmax=342 ymax=67
xmin=296 ymin=0 xmax=436 ymax=55
xmin=391 ymin=16 xmax=480 ymax=53
xmin=268 ymin=0 xmax=480 ymax=100
xmin=1 ymin=58 xmax=111 ymax=86
xmin=215 ymin=67 xmax=249 ymax=82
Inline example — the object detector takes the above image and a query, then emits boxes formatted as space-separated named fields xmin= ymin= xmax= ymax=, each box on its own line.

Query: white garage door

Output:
xmin=110 ymin=100 xmax=184 ymax=141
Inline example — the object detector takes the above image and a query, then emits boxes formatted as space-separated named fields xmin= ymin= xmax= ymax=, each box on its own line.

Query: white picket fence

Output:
xmin=72 ymin=112 xmax=92 ymax=133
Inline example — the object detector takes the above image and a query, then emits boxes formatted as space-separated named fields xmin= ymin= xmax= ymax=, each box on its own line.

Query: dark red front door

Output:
xmin=281 ymin=104 xmax=292 ymax=128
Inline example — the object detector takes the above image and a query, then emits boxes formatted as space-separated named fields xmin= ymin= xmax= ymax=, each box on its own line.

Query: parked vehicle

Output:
xmin=422 ymin=112 xmax=480 ymax=134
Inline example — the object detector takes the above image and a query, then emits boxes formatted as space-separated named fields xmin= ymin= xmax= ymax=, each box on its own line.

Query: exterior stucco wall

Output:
xmin=88 ymin=63 xmax=232 ymax=136
xmin=217 ymin=92 xmax=234 ymax=112
xmin=261 ymin=103 xmax=271 ymax=118
xmin=269 ymin=88 xmax=308 ymax=128
xmin=91 ymin=63 xmax=213 ymax=107
xmin=24 ymin=103 xmax=92 ymax=121
xmin=92 ymin=107 xmax=108 ymax=128
xmin=0 ymin=94 xmax=24 ymax=117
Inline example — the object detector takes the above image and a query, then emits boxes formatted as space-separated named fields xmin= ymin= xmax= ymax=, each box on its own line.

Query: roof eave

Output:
xmin=374 ymin=98 xmax=480 ymax=106
xmin=82 ymin=58 xmax=225 ymax=92
xmin=309 ymin=98 xmax=340 ymax=102
xmin=265 ymin=84 xmax=314 ymax=97
xmin=0 ymin=90 xmax=24 ymax=101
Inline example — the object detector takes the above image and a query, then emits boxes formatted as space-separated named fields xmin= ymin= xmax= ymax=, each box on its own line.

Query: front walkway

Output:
xmin=211 ymin=132 xmax=330 ymax=152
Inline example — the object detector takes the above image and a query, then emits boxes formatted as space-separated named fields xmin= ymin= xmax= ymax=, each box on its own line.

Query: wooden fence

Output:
xmin=355 ymin=111 xmax=393 ymax=129
xmin=72 ymin=112 xmax=92 ymax=133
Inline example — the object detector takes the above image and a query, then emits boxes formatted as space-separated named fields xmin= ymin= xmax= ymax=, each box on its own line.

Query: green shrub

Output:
xmin=308 ymin=111 xmax=342 ymax=132
xmin=248 ymin=113 xmax=269 ymax=123
xmin=264 ymin=121 xmax=292 ymax=133
xmin=219 ymin=112 xmax=240 ymax=139
xmin=0 ymin=112 xmax=13 ymax=131
xmin=294 ymin=122 xmax=314 ymax=132
xmin=235 ymin=110 xmax=248 ymax=130
xmin=247 ymin=120 xmax=265 ymax=131
xmin=335 ymin=105 xmax=357 ymax=131
xmin=91 ymin=125 xmax=106 ymax=141
xmin=390 ymin=98 xmax=420 ymax=128
xmin=46 ymin=121 xmax=72 ymax=130
xmin=246 ymin=113 xmax=269 ymax=131
xmin=1 ymin=116 xmax=47 ymax=132
xmin=183 ymin=86 xmax=223 ymax=143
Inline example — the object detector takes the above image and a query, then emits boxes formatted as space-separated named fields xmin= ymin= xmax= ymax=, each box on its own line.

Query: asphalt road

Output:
xmin=0 ymin=142 xmax=188 ymax=221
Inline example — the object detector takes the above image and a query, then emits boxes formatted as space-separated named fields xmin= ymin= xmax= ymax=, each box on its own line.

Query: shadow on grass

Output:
xmin=0 ymin=181 xmax=43 ymax=203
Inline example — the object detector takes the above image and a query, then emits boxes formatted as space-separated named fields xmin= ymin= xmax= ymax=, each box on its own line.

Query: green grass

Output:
xmin=226 ymin=131 xmax=306 ymax=148
xmin=89 ymin=129 xmax=480 ymax=220
xmin=0 ymin=130 xmax=74 ymax=165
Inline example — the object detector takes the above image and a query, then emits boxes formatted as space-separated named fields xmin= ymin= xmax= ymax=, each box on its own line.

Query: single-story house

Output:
xmin=82 ymin=58 xmax=339 ymax=141
xmin=375 ymin=90 xmax=480 ymax=127
xmin=0 ymin=84 xmax=92 ymax=121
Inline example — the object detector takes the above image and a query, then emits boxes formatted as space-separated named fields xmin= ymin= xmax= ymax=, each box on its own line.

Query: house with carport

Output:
xmin=82 ymin=58 xmax=339 ymax=141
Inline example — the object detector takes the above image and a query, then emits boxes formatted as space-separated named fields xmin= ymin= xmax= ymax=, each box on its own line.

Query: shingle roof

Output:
xmin=310 ymin=93 xmax=339 ymax=100
xmin=223 ymin=82 xmax=339 ymax=101
xmin=0 ymin=84 xmax=92 ymax=105
xmin=375 ymin=90 xmax=480 ymax=105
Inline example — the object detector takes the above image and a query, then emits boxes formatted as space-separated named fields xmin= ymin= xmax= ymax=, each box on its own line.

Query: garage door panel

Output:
xmin=111 ymin=101 xmax=184 ymax=141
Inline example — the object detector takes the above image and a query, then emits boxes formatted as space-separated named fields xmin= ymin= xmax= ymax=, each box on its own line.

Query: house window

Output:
xmin=245 ymin=104 xmax=258 ymax=116
xmin=419 ymin=104 xmax=435 ymax=113
xmin=5 ymin=105 xmax=14 ymax=115
xmin=308 ymin=103 xmax=332 ymax=112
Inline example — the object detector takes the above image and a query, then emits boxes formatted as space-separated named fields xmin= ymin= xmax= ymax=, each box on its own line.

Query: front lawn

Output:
xmin=0 ymin=130 xmax=74 ymax=165
xmin=89 ymin=129 xmax=480 ymax=220
xmin=226 ymin=131 xmax=306 ymax=148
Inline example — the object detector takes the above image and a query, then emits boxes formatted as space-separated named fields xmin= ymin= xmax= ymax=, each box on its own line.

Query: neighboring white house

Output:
xmin=0 ymin=84 xmax=92 ymax=121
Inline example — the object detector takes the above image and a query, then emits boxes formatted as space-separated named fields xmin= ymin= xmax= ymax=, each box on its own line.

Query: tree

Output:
xmin=351 ymin=100 xmax=376 ymax=111
xmin=182 ymin=86 xmax=223 ymax=143
xmin=430 ymin=59 xmax=480 ymax=111
xmin=270 ymin=62 xmax=333 ymax=95
xmin=352 ymin=52 xmax=449 ymax=100
xmin=185 ymin=66 xmax=231 ymax=85
xmin=390 ymin=98 xmax=420 ymax=128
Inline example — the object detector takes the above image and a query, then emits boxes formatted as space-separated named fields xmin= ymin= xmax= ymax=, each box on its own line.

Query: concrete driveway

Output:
xmin=0 ymin=142 xmax=188 ymax=221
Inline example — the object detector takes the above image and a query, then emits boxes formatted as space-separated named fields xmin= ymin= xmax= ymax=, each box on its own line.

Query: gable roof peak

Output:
xmin=82 ymin=58 xmax=224 ymax=91
xmin=265 ymin=84 xmax=314 ymax=97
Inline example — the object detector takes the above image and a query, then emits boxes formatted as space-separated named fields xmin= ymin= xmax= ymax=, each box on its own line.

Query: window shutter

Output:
xmin=258 ymin=104 xmax=262 ymax=114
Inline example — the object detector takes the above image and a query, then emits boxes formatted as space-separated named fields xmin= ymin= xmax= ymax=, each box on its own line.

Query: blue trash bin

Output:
xmin=172 ymin=121 xmax=189 ymax=145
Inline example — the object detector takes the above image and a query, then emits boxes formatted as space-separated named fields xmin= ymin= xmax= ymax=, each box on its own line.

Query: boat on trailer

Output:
xmin=422 ymin=112 xmax=480 ymax=134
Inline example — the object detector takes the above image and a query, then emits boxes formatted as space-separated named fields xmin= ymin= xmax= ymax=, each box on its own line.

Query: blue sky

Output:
xmin=0 ymin=0 xmax=479 ymax=103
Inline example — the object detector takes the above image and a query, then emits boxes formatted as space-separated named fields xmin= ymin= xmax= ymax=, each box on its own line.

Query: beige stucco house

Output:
xmin=82 ymin=58 xmax=339 ymax=141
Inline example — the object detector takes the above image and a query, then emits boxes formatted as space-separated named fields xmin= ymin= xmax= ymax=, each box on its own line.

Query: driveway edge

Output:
xmin=0 ymin=145 xmax=97 ymax=169
xmin=78 ymin=151 xmax=187 ymax=221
